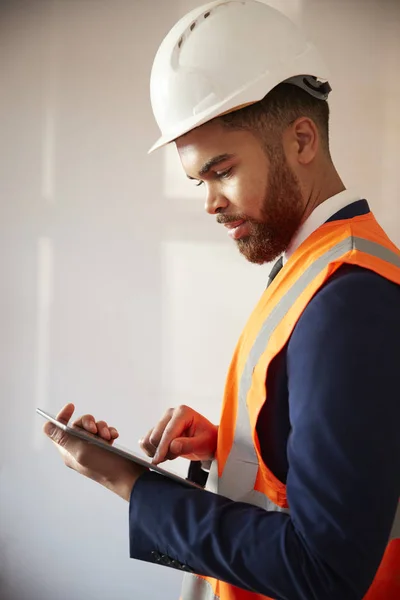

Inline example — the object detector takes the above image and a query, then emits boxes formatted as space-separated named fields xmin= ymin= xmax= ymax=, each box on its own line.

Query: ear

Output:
xmin=284 ymin=117 xmax=319 ymax=166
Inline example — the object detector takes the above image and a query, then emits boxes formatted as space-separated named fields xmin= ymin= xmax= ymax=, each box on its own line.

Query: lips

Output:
xmin=223 ymin=220 xmax=249 ymax=240
xmin=223 ymin=219 xmax=245 ymax=230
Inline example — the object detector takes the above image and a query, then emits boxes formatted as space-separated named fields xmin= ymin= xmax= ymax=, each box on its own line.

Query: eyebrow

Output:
xmin=187 ymin=153 xmax=236 ymax=180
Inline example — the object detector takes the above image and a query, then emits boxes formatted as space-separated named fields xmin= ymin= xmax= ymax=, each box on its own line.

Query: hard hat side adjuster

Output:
xmin=284 ymin=75 xmax=332 ymax=100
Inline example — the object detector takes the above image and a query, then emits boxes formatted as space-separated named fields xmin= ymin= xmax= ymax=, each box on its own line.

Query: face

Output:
xmin=176 ymin=121 xmax=306 ymax=264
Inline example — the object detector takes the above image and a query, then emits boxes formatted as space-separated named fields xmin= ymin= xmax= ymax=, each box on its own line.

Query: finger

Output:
xmin=153 ymin=411 xmax=192 ymax=465
xmin=139 ymin=428 xmax=157 ymax=458
xmin=148 ymin=410 xmax=174 ymax=450
xmin=96 ymin=420 xmax=111 ymax=441
xmin=72 ymin=414 xmax=97 ymax=434
xmin=109 ymin=427 xmax=119 ymax=443
xmin=55 ymin=403 xmax=75 ymax=425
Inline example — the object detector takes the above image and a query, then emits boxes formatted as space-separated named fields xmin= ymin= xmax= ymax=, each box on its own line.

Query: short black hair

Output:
xmin=218 ymin=82 xmax=330 ymax=157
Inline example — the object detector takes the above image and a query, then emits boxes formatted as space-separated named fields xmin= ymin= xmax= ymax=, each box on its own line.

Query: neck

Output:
xmin=302 ymin=161 xmax=346 ymax=223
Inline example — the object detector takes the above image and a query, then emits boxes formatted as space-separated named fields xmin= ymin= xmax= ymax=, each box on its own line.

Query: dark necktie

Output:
xmin=267 ymin=256 xmax=283 ymax=288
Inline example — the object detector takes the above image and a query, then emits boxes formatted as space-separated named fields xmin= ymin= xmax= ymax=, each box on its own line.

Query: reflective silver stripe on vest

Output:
xmin=208 ymin=236 xmax=400 ymax=509
xmin=354 ymin=237 xmax=400 ymax=268
xmin=181 ymin=574 xmax=219 ymax=600
xmin=390 ymin=503 xmax=400 ymax=540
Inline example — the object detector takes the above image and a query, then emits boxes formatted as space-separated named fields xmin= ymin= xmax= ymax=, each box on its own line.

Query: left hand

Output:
xmin=43 ymin=403 xmax=147 ymax=501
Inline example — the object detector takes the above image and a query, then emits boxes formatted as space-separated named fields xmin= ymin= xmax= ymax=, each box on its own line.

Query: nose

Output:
xmin=204 ymin=186 xmax=229 ymax=215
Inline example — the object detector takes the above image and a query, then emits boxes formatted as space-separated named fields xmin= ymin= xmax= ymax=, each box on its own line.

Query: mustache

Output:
xmin=216 ymin=214 xmax=247 ymax=225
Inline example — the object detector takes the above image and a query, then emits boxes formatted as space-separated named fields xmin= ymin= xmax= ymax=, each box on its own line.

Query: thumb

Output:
xmin=170 ymin=436 xmax=204 ymax=456
xmin=43 ymin=423 xmax=56 ymax=436
xmin=43 ymin=422 xmax=70 ymax=449
xmin=169 ymin=439 xmax=183 ymax=455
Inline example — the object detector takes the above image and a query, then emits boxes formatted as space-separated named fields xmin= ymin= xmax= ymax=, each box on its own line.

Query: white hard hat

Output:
xmin=149 ymin=0 xmax=331 ymax=153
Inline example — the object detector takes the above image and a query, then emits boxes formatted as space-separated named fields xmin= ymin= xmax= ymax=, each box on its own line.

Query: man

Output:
xmin=44 ymin=1 xmax=400 ymax=599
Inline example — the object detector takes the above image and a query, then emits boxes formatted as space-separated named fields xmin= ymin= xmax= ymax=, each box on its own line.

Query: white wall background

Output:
xmin=1 ymin=1 xmax=399 ymax=599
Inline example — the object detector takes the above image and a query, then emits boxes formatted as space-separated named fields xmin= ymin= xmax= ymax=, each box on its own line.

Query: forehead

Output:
xmin=175 ymin=121 xmax=262 ymax=174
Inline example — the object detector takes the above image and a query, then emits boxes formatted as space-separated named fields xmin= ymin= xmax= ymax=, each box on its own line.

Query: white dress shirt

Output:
xmin=284 ymin=189 xmax=362 ymax=263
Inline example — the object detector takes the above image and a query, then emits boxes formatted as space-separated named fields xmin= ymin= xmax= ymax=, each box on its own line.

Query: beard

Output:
xmin=218 ymin=153 xmax=305 ymax=264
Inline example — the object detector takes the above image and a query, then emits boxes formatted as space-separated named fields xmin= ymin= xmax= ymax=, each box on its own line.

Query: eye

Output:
xmin=195 ymin=180 xmax=204 ymax=187
xmin=215 ymin=167 xmax=233 ymax=180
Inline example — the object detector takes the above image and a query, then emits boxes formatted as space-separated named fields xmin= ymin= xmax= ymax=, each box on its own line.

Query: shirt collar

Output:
xmin=284 ymin=189 xmax=362 ymax=263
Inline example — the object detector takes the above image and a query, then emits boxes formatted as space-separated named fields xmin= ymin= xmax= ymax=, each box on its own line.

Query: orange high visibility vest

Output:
xmin=181 ymin=212 xmax=400 ymax=600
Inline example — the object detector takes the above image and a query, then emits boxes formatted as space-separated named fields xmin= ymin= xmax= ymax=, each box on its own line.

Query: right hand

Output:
xmin=139 ymin=405 xmax=218 ymax=465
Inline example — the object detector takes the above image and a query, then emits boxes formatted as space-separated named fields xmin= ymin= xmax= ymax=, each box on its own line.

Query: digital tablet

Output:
xmin=36 ymin=408 xmax=203 ymax=490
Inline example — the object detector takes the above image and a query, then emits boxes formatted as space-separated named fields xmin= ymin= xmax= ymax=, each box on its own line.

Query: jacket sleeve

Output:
xmin=129 ymin=268 xmax=400 ymax=600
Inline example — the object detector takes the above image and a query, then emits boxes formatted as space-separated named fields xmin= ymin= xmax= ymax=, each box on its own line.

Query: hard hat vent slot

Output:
xmin=176 ymin=9 xmax=215 ymax=53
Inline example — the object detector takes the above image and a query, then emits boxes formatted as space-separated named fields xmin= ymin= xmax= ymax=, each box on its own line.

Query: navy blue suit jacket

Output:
xmin=129 ymin=201 xmax=400 ymax=600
